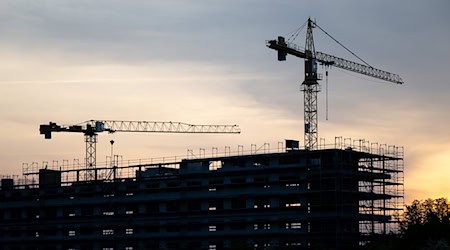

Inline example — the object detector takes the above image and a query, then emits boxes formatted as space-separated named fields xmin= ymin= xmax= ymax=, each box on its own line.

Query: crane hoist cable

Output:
xmin=312 ymin=20 xmax=372 ymax=67
xmin=326 ymin=70 xmax=329 ymax=121
xmin=286 ymin=20 xmax=308 ymax=43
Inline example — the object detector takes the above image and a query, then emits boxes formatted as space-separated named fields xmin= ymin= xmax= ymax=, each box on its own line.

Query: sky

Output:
xmin=0 ymin=0 xmax=449 ymax=203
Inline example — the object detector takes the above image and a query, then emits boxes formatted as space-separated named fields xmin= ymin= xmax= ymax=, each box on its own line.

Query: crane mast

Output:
xmin=40 ymin=120 xmax=240 ymax=180
xmin=267 ymin=18 xmax=403 ymax=150
xmin=302 ymin=18 xmax=320 ymax=150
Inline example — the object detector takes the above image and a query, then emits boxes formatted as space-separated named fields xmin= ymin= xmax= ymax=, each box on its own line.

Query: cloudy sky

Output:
xmin=0 ymin=0 xmax=449 ymax=202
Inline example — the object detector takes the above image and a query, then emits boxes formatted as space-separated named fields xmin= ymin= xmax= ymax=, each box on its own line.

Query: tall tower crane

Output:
xmin=267 ymin=18 xmax=403 ymax=150
xmin=40 ymin=120 xmax=240 ymax=180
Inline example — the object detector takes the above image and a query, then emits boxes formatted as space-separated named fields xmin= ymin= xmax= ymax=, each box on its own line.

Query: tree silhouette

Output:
xmin=363 ymin=198 xmax=450 ymax=250
xmin=400 ymin=198 xmax=450 ymax=249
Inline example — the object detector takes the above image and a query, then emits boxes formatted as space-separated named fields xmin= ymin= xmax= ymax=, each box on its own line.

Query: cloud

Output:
xmin=0 ymin=0 xmax=449 ymax=202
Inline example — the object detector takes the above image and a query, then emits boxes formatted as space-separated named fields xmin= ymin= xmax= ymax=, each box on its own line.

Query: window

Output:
xmin=126 ymin=210 xmax=134 ymax=215
xmin=68 ymin=230 xmax=76 ymax=236
xmin=291 ymin=222 xmax=302 ymax=229
xmin=102 ymin=229 xmax=114 ymax=235
xmin=286 ymin=242 xmax=302 ymax=246
xmin=254 ymin=176 xmax=270 ymax=188
xmin=126 ymin=192 xmax=134 ymax=196
xmin=279 ymin=175 xmax=300 ymax=186
xmin=209 ymin=225 xmax=217 ymax=232
xmin=209 ymin=245 xmax=217 ymax=250
xmin=286 ymin=222 xmax=302 ymax=229
xmin=254 ymin=198 xmax=270 ymax=209
xmin=209 ymin=200 xmax=223 ymax=211
xmin=125 ymin=247 xmax=133 ymax=250
xmin=125 ymin=228 xmax=133 ymax=235
xmin=209 ymin=160 xmax=222 ymax=170
xmin=253 ymin=157 xmax=270 ymax=167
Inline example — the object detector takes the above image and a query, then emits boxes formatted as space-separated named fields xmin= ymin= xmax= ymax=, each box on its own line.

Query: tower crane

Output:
xmin=267 ymin=18 xmax=403 ymax=150
xmin=40 ymin=120 xmax=240 ymax=180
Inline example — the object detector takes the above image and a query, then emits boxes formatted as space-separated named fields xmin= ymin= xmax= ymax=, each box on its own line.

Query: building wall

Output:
xmin=0 ymin=149 xmax=399 ymax=250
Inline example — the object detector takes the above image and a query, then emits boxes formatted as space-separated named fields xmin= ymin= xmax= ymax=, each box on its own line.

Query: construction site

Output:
xmin=0 ymin=18 xmax=404 ymax=250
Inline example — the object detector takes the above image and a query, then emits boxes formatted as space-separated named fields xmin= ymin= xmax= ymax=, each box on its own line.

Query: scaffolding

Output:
xmin=2 ymin=137 xmax=404 ymax=248
xmin=332 ymin=137 xmax=404 ymax=238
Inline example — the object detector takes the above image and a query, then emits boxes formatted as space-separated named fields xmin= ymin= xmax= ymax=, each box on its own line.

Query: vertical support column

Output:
xmin=370 ymin=158 xmax=375 ymax=234
xmin=302 ymin=82 xmax=319 ymax=150
xmin=382 ymin=156 xmax=386 ymax=234
xmin=85 ymin=134 xmax=97 ymax=181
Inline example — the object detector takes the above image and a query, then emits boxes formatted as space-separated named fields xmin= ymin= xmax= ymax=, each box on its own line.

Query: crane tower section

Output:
xmin=302 ymin=18 xmax=320 ymax=150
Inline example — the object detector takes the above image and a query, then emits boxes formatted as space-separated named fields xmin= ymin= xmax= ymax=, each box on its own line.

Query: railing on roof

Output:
xmin=12 ymin=137 xmax=403 ymax=188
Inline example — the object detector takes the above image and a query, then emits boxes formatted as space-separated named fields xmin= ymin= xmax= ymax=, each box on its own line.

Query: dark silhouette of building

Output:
xmin=0 ymin=140 xmax=403 ymax=250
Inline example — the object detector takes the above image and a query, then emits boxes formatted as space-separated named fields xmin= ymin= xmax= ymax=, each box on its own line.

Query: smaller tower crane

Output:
xmin=40 ymin=120 xmax=240 ymax=180
xmin=267 ymin=18 xmax=403 ymax=150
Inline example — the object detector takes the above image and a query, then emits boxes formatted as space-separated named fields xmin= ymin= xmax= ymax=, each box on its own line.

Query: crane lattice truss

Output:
xmin=279 ymin=41 xmax=404 ymax=84
xmin=40 ymin=120 xmax=240 ymax=181
xmin=89 ymin=120 xmax=240 ymax=134
xmin=267 ymin=18 xmax=403 ymax=150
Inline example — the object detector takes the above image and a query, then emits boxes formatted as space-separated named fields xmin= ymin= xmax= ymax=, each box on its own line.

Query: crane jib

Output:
xmin=39 ymin=120 xmax=241 ymax=181
xmin=267 ymin=36 xmax=403 ymax=84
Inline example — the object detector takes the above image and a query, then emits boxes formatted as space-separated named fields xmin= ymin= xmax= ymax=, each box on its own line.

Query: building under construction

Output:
xmin=0 ymin=138 xmax=403 ymax=250
xmin=0 ymin=14 xmax=407 ymax=249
